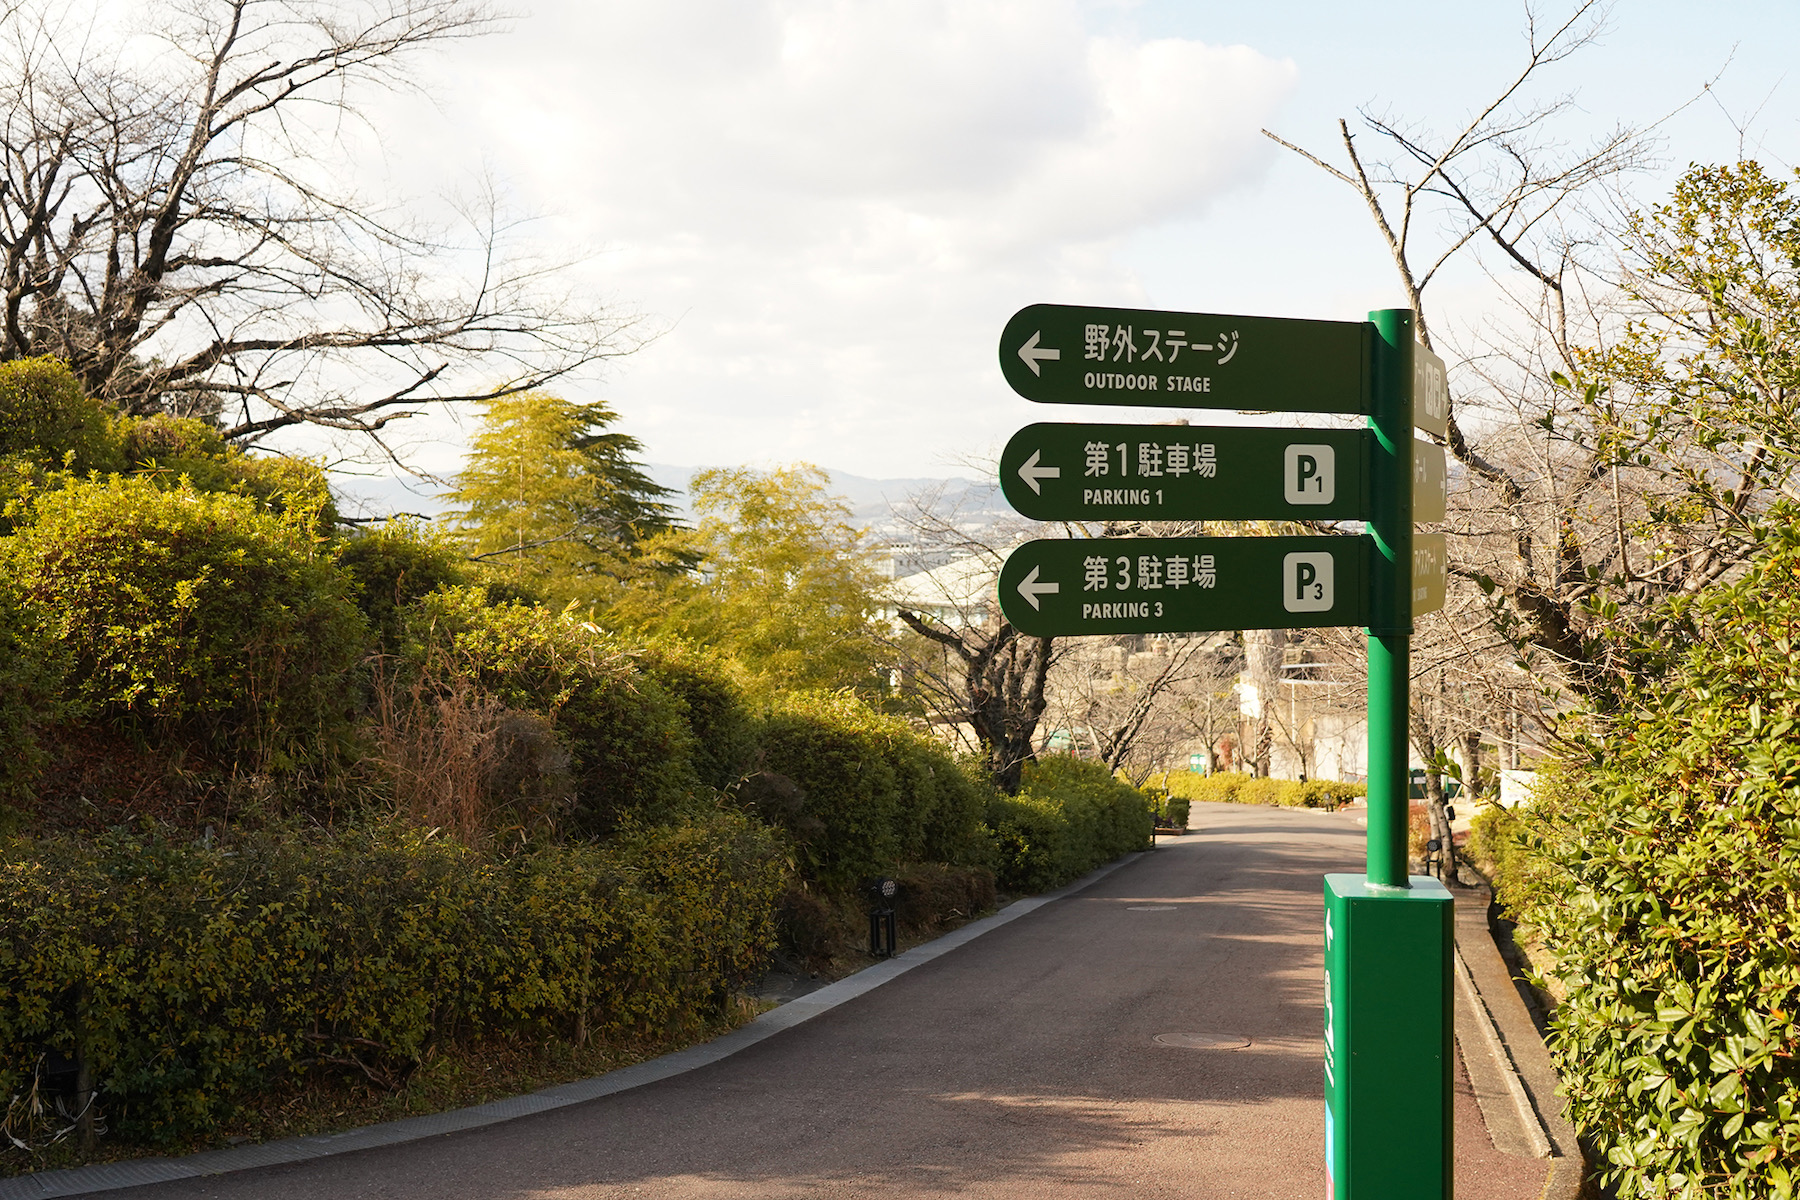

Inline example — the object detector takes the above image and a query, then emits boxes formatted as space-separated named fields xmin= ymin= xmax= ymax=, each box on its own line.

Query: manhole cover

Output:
xmin=1154 ymin=1033 xmax=1251 ymax=1050
xmin=1127 ymin=904 xmax=1177 ymax=911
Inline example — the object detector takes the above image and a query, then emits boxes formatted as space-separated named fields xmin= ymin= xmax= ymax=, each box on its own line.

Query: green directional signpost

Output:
xmin=999 ymin=535 xmax=1369 ymax=636
xmin=1001 ymin=423 xmax=1370 ymax=522
xmin=996 ymin=304 xmax=1453 ymax=1200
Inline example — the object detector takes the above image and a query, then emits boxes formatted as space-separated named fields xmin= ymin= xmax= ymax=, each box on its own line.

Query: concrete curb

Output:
xmin=1450 ymin=886 xmax=1585 ymax=1200
xmin=0 ymin=853 xmax=1147 ymax=1200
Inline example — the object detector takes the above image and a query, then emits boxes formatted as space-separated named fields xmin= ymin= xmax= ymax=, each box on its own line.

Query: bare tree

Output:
xmin=1046 ymin=632 xmax=1236 ymax=784
xmin=884 ymin=483 xmax=1059 ymax=793
xmin=0 ymin=0 xmax=640 ymax=456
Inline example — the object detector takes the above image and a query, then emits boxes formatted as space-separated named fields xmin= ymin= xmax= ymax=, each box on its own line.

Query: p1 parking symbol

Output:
xmin=1284 ymin=444 xmax=1335 ymax=505
xmin=1284 ymin=551 xmax=1334 ymax=613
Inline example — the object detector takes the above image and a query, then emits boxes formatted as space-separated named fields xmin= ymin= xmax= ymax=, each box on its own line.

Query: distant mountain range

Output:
xmin=642 ymin=464 xmax=1010 ymax=537
xmin=331 ymin=465 xmax=1015 ymax=539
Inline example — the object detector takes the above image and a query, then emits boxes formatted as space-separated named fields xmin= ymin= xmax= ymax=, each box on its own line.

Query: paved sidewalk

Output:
xmin=60 ymin=802 xmax=1551 ymax=1199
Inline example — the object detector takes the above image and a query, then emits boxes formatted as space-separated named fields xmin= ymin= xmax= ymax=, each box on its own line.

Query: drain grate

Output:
xmin=1154 ymin=1032 xmax=1251 ymax=1050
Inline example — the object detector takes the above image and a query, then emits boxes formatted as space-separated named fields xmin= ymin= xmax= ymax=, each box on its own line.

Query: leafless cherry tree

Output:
xmin=0 ymin=0 xmax=641 ymax=457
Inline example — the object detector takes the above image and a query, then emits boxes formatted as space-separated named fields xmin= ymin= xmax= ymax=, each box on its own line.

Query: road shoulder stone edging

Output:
xmin=1451 ymin=885 xmax=1584 ymax=1200
xmin=0 ymin=854 xmax=1147 ymax=1200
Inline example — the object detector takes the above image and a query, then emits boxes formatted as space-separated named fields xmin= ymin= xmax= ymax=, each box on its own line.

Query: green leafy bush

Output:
xmin=4 ymin=475 xmax=366 ymax=765
xmin=1465 ymin=803 xmax=1522 ymax=885
xmin=337 ymin=520 xmax=471 ymax=649
xmin=1157 ymin=772 xmax=1361 ymax=810
xmin=983 ymin=792 xmax=1070 ymax=894
xmin=402 ymin=588 xmax=697 ymax=833
xmin=0 ymin=813 xmax=785 ymax=1148
xmin=1237 ymin=777 xmax=1290 ymax=806
xmin=1167 ymin=771 xmax=1251 ymax=803
xmin=1163 ymin=796 xmax=1190 ymax=828
xmin=985 ymin=756 xmax=1153 ymax=892
xmin=0 ymin=580 xmax=63 ymax=802
xmin=0 ymin=357 xmax=118 ymax=473
xmin=1496 ymin=514 xmax=1800 ymax=1195
xmin=119 ymin=415 xmax=338 ymax=531
xmin=755 ymin=690 xmax=991 ymax=886
xmin=1295 ymin=779 xmax=1365 ymax=809
xmin=636 ymin=639 xmax=760 ymax=790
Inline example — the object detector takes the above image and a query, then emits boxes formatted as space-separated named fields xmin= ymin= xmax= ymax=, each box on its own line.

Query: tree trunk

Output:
xmin=1458 ymin=731 xmax=1484 ymax=803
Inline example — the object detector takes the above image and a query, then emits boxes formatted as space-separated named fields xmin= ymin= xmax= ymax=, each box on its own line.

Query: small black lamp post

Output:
xmin=865 ymin=876 xmax=899 ymax=958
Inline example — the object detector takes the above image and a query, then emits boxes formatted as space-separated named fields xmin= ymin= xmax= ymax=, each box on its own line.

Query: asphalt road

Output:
xmin=94 ymin=802 xmax=1549 ymax=1200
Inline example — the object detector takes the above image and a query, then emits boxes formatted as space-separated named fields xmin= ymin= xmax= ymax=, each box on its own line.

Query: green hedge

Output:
xmin=1158 ymin=772 xmax=1363 ymax=809
xmin=1494 ymin=514 xmax=1800 ymax=1196
xmin=755 ymin=690 xmax=990 ymax=887
xmin=985 ymin=756 xmax=1154 ymax=893
xmin=0 ymin=813 xmax=785 ymax=1147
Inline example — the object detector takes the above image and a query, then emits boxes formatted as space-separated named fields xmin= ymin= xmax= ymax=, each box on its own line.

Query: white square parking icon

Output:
xmin=1284 ymin=444 xmax=1335 ymax=505
xmin=1284 ymin=551 xmax=1334 ymax=613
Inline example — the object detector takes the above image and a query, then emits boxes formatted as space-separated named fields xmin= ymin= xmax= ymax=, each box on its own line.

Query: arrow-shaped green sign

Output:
xmin=999 ymin=303 xmax=1371 ymax=415
xmin=1001 ymin=422 xmax=1369 ymax=522
xmin=998 ymin=535 xmax=1370 ymax=637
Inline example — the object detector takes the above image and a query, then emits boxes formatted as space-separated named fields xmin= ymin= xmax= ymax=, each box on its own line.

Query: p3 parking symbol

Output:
xmin=1283 ymin=551 xmax=1334 ymax=613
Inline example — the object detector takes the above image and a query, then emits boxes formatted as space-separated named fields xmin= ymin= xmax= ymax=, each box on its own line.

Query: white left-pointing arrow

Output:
xmin=1017 ymin=449 xmax=1061 ymax=495
xmin=1017 ymin=565 xmax=1059 ymax=610
xmin=1018 ymin=331 xmax=1060 ymax=376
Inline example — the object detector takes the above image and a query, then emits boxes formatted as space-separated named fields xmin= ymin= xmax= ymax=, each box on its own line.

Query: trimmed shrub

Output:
xmin=636 ymin=640 xmax=760 ymax=791
xmin=984 ymin=792 xmax=1070 ymax=894
xmin=1237 ymin=777 xmax=1290 ymax=806
xmin=1168 ymin=771 xmax=1252 ymax=804
xmin=755 ymin=690 xmax=990 ymax=887
xmin=0 ymin=357 xmax=117 ymax=473
xmin=1163 ymin=796 xmax=1190 ymax=829
xmin=985 ymin=756 xmax=1154 ymax=892
xmin=1158 ymin=772 xmax=1361 ymax=810
xmin=0 ymin=813 xmax=785 ymax=1148
xmin=1295 ymin=779 xmax=1365 ymax=809
xmin=337 ymin=521 xmax=471 ymax=650
xmin=401 ymin=588 xmax=697 ymax=833
xmin=4 ymin=475 xmax=366 ymax=765
xmin=1496 ymin=514 xmax=1800 ymax=1196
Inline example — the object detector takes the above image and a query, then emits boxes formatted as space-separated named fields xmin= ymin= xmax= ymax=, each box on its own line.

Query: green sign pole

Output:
xmin=990 ymin=300 xmax=1455 ymax=1197
xmin=1366 ymin=308 xmax=1412 ymax=887
xmin=1321 ymin=308 xmax=1452 ymax=1199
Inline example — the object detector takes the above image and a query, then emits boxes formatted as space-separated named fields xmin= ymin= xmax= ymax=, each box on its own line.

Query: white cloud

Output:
xmin=352 ymin=0 xmax=1299 ymax=484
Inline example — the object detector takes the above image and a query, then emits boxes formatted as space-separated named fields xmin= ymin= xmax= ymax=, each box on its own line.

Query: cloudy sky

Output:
xmin=326 ymin=0 xmax=1800 ymax=507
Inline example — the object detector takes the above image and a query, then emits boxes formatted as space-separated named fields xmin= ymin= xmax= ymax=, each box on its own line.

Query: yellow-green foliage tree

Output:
xmin=443 ymin=391 xmax=684 ymax=604
xmin=607 ymin=465 xmax=888 ymax=694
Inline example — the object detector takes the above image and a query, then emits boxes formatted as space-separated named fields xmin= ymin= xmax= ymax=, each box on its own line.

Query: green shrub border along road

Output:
xmin=0 ymin=358 xmax=1167 ymax=1173
xmin=986 ymin=758 xmax=1156 ymax=894
xmin=1152 ymin=771 xmax=1367 ymax=810
xmin=0 ymin=813 xmax=786 ymax=1149
xmin=0 ymin=747 xmax=1155 ymax=1163
xmin=1479 ymin=512 xmax=1800 ymax=1197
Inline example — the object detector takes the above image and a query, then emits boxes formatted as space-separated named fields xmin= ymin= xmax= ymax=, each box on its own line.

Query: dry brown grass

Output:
xmin=367 ymin=660 xmax=572 ymax=846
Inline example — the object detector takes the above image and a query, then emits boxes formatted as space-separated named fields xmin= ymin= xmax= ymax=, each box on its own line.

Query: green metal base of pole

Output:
xmin=1323 ymin=874 xmax=1454 ymax=1199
